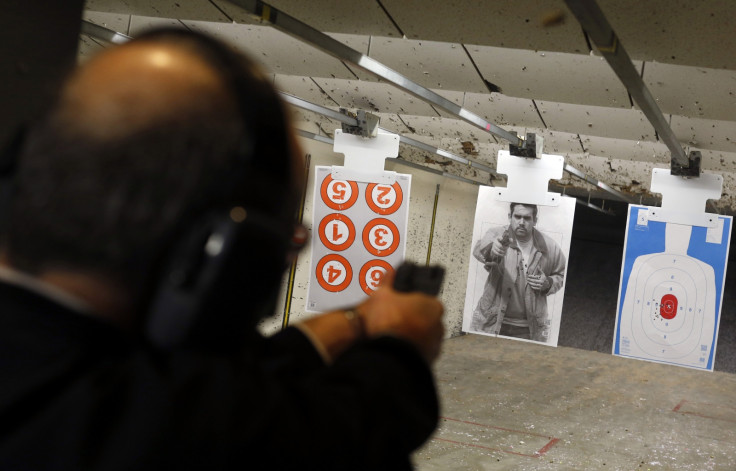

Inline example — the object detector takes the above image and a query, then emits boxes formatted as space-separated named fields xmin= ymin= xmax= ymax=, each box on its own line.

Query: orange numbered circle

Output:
xmin=316 ymin=254 xmax=353 ymax=292
xmin=321 ymin=175 xmax=359 ymax=211
xmin=318 ymin=213 xmax=356 ymax=251
xmin=365 ymin=182 xmax=403 ymax=215
xmin=359 ymin=260 xmax=394 ymax=295
xmin=362 ymin=218 xmax=400 ymax=257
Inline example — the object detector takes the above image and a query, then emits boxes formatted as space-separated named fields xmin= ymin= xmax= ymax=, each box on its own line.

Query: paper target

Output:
xmin=306 ymin=166 xmax=411 ymax=312
xmin=620 ymin=253 xmax=714 ymax=361
xmin=614 ymin=205 xmax=732 ymax=371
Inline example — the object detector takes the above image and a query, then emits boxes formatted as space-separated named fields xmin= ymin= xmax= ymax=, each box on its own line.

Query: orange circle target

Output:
xmin=359 ymin=260 xmax=394 ymax=295
xmin=318 ymin=213 xmax=356 ymax=251
xmin=362 ymin=218 xmax=400 ymax=257
xmin=315 ymin=254 xmax=353 ymax=292
xmin=365 ymin=182 xmax=403 ymax=215
xmin=321 ymin=174 xmax=359 ymax=211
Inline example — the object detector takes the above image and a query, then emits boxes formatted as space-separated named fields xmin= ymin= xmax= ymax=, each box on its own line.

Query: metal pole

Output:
xmin=228 ymin=0 xmax=522 ymax=146
xmin=563 ymin=0 xmax=692 ymax=173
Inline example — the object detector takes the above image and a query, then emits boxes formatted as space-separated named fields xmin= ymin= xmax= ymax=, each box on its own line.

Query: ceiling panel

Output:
xmin=216 ymin=0 xmax=401 ymax=37
xmin=697 ymin=148 xmax=736 ymax=174
xmin=80 ymin=11 xmax=131 ymax=60
xmin=565 ymin=153 xmax=663 ymax=194
xmin=535 ymin=129 xmax=585 ymax=155
xmin=670 ymin=115 xmax=736 ymax=153
xmin=581 ymin=135 xmax=669 ymax=163
xmin=598 ymin=0 xmax=736 ymax=70
xmin=274 ymin=75 xmax=338 ymax=108
xmin=312 ymin=78 xmax=439 ymax=117
xmin=643 ymin=62 xmax=736 ymax=122
xmin=78 ymin=34 xmax=106 ymax=62
xmin=84 ymin=0 xmax=228 ymax=22
xmin=83 ymin=10 xmax=131 ymax=33
xmin=129 ymin=15 xmax=184 ymax=36
xmin=467 ymin=46 xmax=633 ymax=108
xmin=398 ymin=115 xmax=498 ymax=148
xmin=381 ymin=0 xmax=588 ymax=54
xmin=181 ymin=21 xmax=357 ymax=79
xmin=289 ymin=109 xmax=341 ymax=137
xmin=537 ymin=100 xmax=656 ymax=141
xmin=369 ymin=37 xmax=487 ymax=93
xmin=464 ymin=92 xmax=544 ymax=129
xmin=375 ymin=113 xmax=412 ymax=135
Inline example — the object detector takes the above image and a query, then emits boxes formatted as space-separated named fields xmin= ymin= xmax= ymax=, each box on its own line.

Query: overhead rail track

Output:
xmin=295 ymin=129 xmax=614 ymax=215
xmin=80 ymin=20 xmax=131 ymax=44
xmin=564 ymin=0 xmax=699 ymax=176
xmin=80 ymin=19 xmax=621 ymax=213
xmin=279 ymin=92 xmax=499 ymax=177
xmin=226 ymin=0 xmax=637 ymax=203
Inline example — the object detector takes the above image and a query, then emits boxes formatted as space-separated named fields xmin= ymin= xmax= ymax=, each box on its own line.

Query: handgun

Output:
xmin=392 ymin=262 xmax=445 ymax=296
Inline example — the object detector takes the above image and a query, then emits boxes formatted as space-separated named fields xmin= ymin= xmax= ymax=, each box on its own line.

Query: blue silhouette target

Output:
xmin=614 ymin=205 xmax=732 ymax=371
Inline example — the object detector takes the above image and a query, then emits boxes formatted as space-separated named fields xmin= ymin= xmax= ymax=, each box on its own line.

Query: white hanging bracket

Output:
xmin=646 ymin=168 xmax=722 ymax=228
xmin=331 ymin=128 xmax=399 ymax=184
xmin=493 ymin=149 xmax=564 ymax=206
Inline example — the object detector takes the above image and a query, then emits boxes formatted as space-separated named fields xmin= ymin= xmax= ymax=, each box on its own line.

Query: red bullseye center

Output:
xmin=660 ymin=294 xmax=678 ymax=320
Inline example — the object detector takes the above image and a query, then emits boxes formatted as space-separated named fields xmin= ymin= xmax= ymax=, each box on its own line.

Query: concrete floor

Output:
xmin=414 ymin=334 xmax=736 ymax=471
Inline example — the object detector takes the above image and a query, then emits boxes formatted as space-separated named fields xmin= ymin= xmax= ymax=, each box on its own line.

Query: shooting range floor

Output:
xmin=414 ymin=334 xmax=736 ymax=471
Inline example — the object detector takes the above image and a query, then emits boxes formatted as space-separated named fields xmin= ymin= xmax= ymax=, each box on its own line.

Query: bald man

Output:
xmin=0 ymin=29 xmax=443 ymax=470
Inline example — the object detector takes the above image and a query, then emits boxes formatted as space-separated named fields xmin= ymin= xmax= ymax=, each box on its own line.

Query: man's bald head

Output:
xmin=6 ymin=29 xmax=299 ymax=311
xmin=58 ymin=41 xmax=235 ymax=141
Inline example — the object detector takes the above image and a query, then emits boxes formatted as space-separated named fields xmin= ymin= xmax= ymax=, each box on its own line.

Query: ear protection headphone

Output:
xmin=145 ymin=206 xmax=290 ymax=352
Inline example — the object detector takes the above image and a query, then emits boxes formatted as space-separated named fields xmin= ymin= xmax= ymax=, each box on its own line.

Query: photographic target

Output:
xmin=614 ymin=205 xmax=732 ymax=370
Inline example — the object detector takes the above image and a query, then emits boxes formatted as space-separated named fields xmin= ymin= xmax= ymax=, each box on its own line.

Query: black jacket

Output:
xmin=0 ymin=282 xmax=439 ymax=470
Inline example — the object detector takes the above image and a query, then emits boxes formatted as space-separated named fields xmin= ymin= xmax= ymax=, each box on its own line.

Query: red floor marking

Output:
xmin=672 ymin=399 xmax=736 ymax=423
xmin=436 ymin=416 xmax=561 ymax=458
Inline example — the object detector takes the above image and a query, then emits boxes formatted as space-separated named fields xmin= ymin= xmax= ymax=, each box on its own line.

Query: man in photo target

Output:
xmin=470 ymin=202 xmax=566 ymax=342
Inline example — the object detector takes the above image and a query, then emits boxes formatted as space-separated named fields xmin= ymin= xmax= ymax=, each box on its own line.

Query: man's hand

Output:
xmin=358 ymin=270 xmax=445 ymax=364
xmin=490 ymin=235 xmax=508 ymax=259
xmin=527 ymin=274 xmax=551 ymax=292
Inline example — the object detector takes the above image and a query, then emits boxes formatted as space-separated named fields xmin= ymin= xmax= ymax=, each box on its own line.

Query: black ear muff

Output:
xmin=0 ymin=127 xmax=26 ymax=241
xmin=145 ymin=207 xmax=289 ymax=352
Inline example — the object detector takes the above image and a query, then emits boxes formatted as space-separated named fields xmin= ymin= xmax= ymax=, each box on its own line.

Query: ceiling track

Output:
xmin=295 ymin=129 xmax=614 ymax=216
xmin=80 ymin=20 xmax=131 ymax=44
xmin=80 ymin=18 xmax=629 ymax=208
xmin=279 ymin=92 xmax=498 ymax=176
xmin=225 ymin=0 xmax=636 ymax=203
xmin=563 ymin=0 xmax=692 ymax=174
